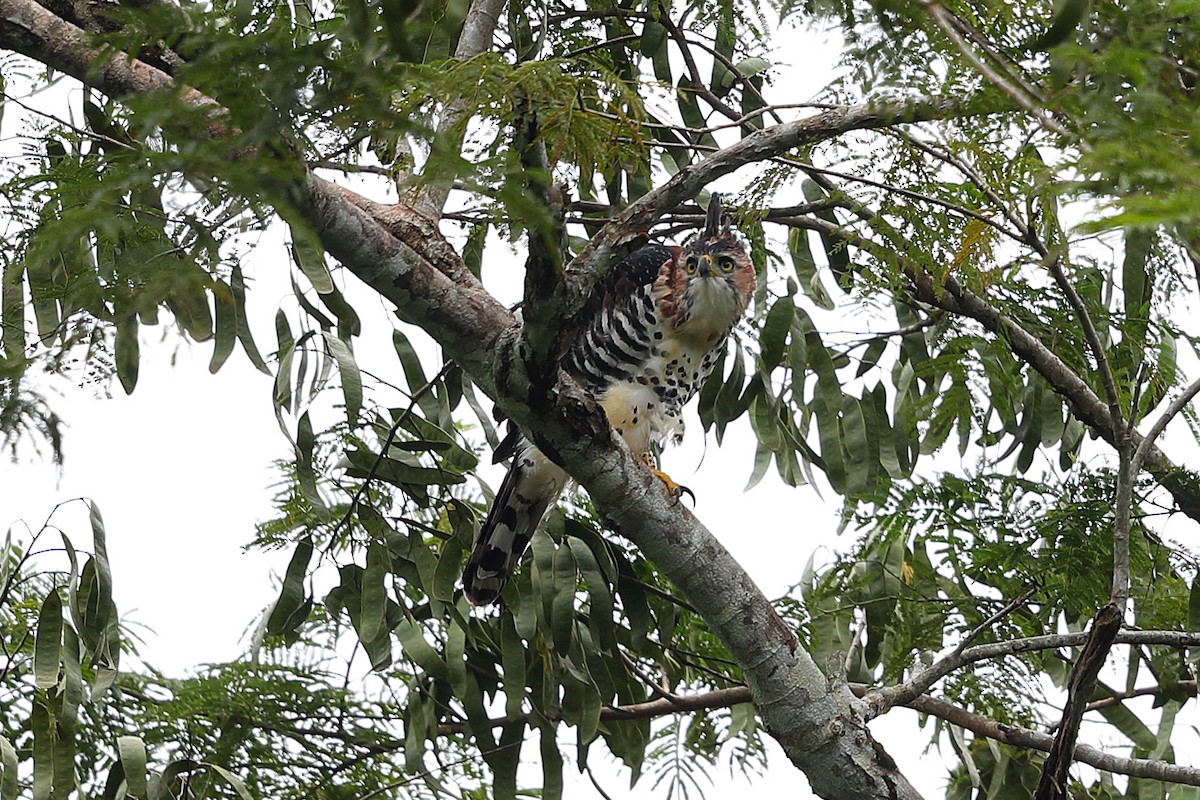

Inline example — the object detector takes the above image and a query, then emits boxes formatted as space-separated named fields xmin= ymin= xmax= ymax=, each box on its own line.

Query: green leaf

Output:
xmin=117 ymin=736 xmax=148 ymax=799
xmin=1095 ymin=690 xmax=1156 ymax=751
xmin=317 ymin=282 xmax=362 ymax=337
xmin=115 ymin=312 xmax=139 ymax=394
xmin=34 ymin=590 xmax=63 ymax=689
xmin=710 ymin=0 xmax=735 ymax=97
xmin=24 ymin=231 xmax=62 ymax=347
xmin=60 ymin=626 xmax=83 ymax=727
xmin=164 ymin=270 xmax=214 ymax=343
xmin=392 ymin=328 xmax=441 ymax=420
xmin=1189 ymin=573 xmax=1200 ymax=631
xmin=1027 ymin=0 xmax=1089 ymax=50
xmin=729 ymin=56 xmax=771 ymax=84
xmin=857 ymin=338 xmax=887 ymax=378
xmin=463 ymin=222 xmax=487 ymax=279
xmin=209 ymin=278 xmax=238 ymax=373
xmin=500 ymin=615 xmax=526 ymax=717
xmin=540 ymin=726 xmax=564 ymax=800
xmin=1 ymin=259 xmax=25 ymax=367
xmin=31 ymin=697 xmax=51 ymax=800
xmin=490 ymin=722 xmax=524 ymax=800
xmin=0 ymin=735 xmax=17 ymax=800
xmin=551 ymin=542 xmax=577 ymax=653
xmin=432 ymin=535 xmax=463 ymax=602
xmin=202 ymin=764 xmax=254 ymax=800
xmin=266 ymin=537 xmax=313 ymax=636
xmin=801 ymin=179 xmax=851 ymax=287
xmin=788 ymin=228 xmax=834 ymax=310
xmin=85 ymin=501 xmax=119 ymax=668
xmin=358 ymin=540 xmax=388 ymax=644
xmin=344 ymin=448 xmax=467 ymax=487
xmin=713 ymin=346 xmax=747 ymax=439
xmin=231 ymin=265 xmax=270 ymax=374
xmin=1122 ymin=228 xmax=1152 ymax=318
xmin=324 ymin=331 xmax=363 ymax=427
xmin=445 ymin=609 xmax=469 ymax=698
xmin=759 ymin=296 xmax=794 ymax=370
xmin=149 ymin=759 xmax=202 ymax=800
xmin=567 ymin=534 xmax=614 ymax=648
xmin=294 ymin=412 xmax=325 ymax=511
xmin=394 ymin=618 xmax=446 ymax=679
xmin=291 ymin=230 xmax=334 ymax=294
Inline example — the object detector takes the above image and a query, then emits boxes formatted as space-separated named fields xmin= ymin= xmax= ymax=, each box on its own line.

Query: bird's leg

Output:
xmin=640 ymin=452 xmax=695 ymax=506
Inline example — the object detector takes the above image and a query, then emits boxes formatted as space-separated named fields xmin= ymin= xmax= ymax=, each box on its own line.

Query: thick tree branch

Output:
xmin=931 ymin=271 xmax=1200 ymax=522
xmin=783 ymin=215 xmax=1200 ymax=524
xmin=402 ymin=0 xmax=506 ymax=219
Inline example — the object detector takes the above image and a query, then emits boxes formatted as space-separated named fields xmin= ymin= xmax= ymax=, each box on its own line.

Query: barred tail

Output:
xmin=463 ymin=438 xmax=566 ymax=605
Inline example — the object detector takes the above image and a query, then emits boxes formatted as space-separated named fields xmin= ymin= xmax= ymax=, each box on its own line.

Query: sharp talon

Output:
xmin=641 ymin=451 xmax=695 ymax=506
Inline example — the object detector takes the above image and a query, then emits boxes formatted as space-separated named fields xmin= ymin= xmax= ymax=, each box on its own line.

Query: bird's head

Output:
xmin=675 ymin=195 xmax=755 ymax=325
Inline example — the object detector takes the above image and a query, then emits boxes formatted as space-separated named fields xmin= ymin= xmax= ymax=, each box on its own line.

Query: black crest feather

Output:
xmin=704 ymin=193 xmax=722 ymax=238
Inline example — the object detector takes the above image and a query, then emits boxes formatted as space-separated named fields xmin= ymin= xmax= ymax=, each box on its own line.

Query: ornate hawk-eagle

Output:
xmin=463 ymin=194 xmax=756 ymax=605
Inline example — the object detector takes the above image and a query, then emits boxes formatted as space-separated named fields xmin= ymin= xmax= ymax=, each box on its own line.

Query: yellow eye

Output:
xmin=685 ymin=256 xmax=697 ymax=274
xmin=718 ymin=256 xmax=734 ymax=272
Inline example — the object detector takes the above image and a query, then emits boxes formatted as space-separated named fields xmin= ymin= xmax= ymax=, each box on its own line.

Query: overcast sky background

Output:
xmin=9 ymin=10 xmax=1199 ymax=799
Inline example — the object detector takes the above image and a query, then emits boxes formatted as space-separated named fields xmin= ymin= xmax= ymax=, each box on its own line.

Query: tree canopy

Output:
xmin=2 ymin=0 xmax=1200 ymax=798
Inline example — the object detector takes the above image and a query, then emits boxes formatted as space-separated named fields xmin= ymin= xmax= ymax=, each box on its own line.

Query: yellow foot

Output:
xmin=641 ymin=452 xmax=695 ymax=506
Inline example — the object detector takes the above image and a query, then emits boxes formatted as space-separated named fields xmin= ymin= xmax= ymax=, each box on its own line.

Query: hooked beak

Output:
xmin=697 ymin=254 xmax=714 ymax=277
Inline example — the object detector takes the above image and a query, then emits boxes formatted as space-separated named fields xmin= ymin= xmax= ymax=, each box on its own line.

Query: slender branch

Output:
xmin=1133 ymin=375 xmax=1200 ymax=472
xmin=922 ymin=0 xmax=1073 ymax=139
xmin=864 ymin=626 xmax=1200 ymax=720
xmin=327 ymin=360 xmax=455 ymax=551
xmin=1035 ymin=602 xmax=1124 ymax=800
xmin=680 ymin=33 xmax=784 ymax=127
xmin=796 ymin=159 xmax=1026 ymax=242
xmin=545 ymin=8 xmax=653 ymax=23
xmin=561 ymin=94 xmax=970 ymax=321
xmin=903 ymin=691 xmax=1200 ymax=785
xmin=435 ymin=685 xmax=755 ymax=736
xmin=620 ymin=650 xmax=683 ymax=704
xmin=657 ymin=10 xmax=755 ymax=136
xmin=865 ymin=587 xmax=1036 ymax=719
xmin=942 ymin=9 xmax=1046 ymax=104
xmin=890 ymin=128 xmax=1034 ymax=244
xmin=1047 ymin=255 xmax=1126 ymax=436
xmin=1043 ymin=243 xmax=1133 ymax=612
xmin=1065 ymin=681 xmax=1198 ymax=722
xmin=562 ymin=33 xmax=640 ymax=59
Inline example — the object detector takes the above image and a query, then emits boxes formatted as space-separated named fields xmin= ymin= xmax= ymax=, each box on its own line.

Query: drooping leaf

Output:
xmin=34 ymin=590 xmax=62 ymax=689
xmin=323 ymin=332 xmax=362 ymax=426
xmin=266 ymin=537 xmax=313 ymax=637
xmin=117 ymin=736 xmax=149 ymax=799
